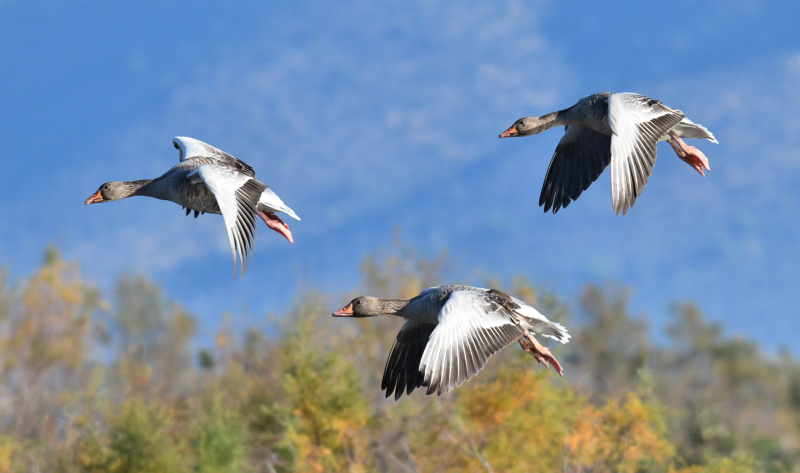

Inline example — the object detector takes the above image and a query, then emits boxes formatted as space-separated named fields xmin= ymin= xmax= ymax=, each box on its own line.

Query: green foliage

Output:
xmin=106 ymin=401 xmax=188 ymax=473
xmin=198 ymin=348 xmax=215 ymax=370
xmin=192 ymin=394 xmax=252 ymax=473
xmin=0 ymin=244 xmax=797 ymax=472
xmin=276 ymin=296 xmax=370 ymax=471
xmin=568 ymin=284 xmax=650 ymax=399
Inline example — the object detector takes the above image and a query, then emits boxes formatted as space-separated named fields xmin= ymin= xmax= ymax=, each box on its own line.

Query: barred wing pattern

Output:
xmin=419 ymin=290 xmax=524 ymax=396
xmin=191 ymin=164 xmax=266 ymax=277
xmin=173 ymin=136 xmax=256 ymax=178
xmin=608 ymin=93 xmax=685 ymax=215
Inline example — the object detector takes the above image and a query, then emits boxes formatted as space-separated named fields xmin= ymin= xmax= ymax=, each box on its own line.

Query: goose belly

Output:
xmin=166 ymin=183 xmax=221 ymax=214
xmin=581 ymin=120 xmax=613 ymax=136
xmin=177 ymin=194 xmax=221 ymax=214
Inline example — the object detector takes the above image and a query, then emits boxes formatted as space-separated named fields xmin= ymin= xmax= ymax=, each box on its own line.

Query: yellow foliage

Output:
xmin=0 ymin=436 xmax=18 ymax=471
xmin=565 ymin=392 xmax=674 ymax=472
xmin=276 ymin=296 xmax=371 ymax=472
xmin=668 ymin=454 xmax=759 ymax=473
xmin=8 ymin=247 xmax=99 ymax=369
xmin=0 ymin=247 xmax=790 ymax=472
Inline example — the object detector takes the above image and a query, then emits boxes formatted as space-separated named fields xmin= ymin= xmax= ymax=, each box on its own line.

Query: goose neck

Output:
xmin=378 ymin=299 xmax=411 ymax=316
xmin=129 ymin=179 xmax=159 ymax=198
xmin=541 ymin=110 xmax=569 ymax=129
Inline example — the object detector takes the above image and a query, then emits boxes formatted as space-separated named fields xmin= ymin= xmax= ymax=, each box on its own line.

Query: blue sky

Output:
xmin=2 ymin=0 xmax=799 ymax=350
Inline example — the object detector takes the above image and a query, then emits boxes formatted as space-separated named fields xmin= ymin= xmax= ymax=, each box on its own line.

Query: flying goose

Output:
xmin=333 ymin=285 xmax=570 ymax=400
xmin=85 ymin=136 xmax=300 ymax=277
xmin=499 ymin=92 xmax=718 ymax=215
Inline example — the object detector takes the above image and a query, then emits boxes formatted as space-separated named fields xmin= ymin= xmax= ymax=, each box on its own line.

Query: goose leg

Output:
xmin=518 ymin=329 xmax=563 ymax=376
xmin=258 ymin=211 xmax=294 ymax=244
xmin=667 ymin=130 xmax=711 ymax=176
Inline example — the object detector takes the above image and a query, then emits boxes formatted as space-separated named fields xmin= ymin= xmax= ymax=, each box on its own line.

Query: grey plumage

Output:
xmin=500 ymin=92 xmax=717 ymax=215
xmin=335 ymin=285 xmax=570 ymax=400
xmin=85 ymin=136 xmax=300 ymax=278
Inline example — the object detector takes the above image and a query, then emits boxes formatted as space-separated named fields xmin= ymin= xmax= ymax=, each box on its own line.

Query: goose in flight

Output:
xmin=499 ymin=92 xmax=718 ymax=215
xmin=333 ymin=285 xmax=570 ymax=400
xmin=85 ymin=136 xmax=300 ymax=277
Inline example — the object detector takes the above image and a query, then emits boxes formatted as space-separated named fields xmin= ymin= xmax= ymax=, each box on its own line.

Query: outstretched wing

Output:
xmin=419 ymin=290 xmax=524 ymax=396
xmin=539 ymin=126 xmax=612 ymax=214
xmin=189 ymin=164 xmax=266 ymax=277
xmin=381 ymin=320 xmax=437 ymax=400
xmin=173 ymin=136 xmax=256 ymax=178
xmin=608 ymin=93 xmax=685 ymax=215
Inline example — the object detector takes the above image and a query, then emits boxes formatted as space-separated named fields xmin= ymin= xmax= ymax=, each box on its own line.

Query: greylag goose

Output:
xmin=499 ymin=92 xmax=718 ymax=215
xmin=333 ymin=285 xmax=570 ymax=400
xmin=85 ymin=137 xmax=300 ymax=277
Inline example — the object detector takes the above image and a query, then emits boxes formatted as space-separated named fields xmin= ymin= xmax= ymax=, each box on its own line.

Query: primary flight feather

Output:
xmin=85 ymin=137 xmax=300 ymax=277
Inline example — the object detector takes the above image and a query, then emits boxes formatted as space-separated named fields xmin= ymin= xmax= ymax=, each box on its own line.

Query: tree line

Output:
xmin=0 ymin=244 xmax=795 ymax=472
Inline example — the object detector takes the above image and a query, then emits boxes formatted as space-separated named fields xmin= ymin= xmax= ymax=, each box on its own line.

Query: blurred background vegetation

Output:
xmin=0 ymin=242 xmax=797 ymax=472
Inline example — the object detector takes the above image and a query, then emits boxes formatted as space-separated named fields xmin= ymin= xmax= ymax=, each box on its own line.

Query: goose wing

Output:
xmin=419 ymin=289 xmax=524 ymax=396
xmin=539 ymin=126 xmax=612 ymax=213
xmin=381 ymin=320 xmax=437 ymax=400
xmin=173 ymin=136 xmax=256 ymax=178
xmin=608 ymin=93 xmax=685 ymax=215
xmin=189 ymin=164 xmax=266 ymax=277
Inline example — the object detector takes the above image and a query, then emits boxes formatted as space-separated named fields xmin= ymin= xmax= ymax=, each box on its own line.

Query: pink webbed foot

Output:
xmin=258 ymin=211 xmax=294 ymax=244
xmin=519 ymin=330 xmax=563 ymax=377
xmin=668 ymin=131 xmax=711 ymax=176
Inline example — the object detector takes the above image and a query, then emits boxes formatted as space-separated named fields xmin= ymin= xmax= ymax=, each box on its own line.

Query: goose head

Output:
xmin=499 ymin=116 xmax=551 ymax=138
xmin=85 ymin=181 xmax=141 ymax=204
xmin=332 ymin=296 xmax=383 ymax=318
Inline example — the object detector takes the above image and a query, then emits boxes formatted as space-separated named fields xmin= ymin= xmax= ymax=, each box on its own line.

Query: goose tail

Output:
xmin=669 ymin=118 xmax=718 ymax=144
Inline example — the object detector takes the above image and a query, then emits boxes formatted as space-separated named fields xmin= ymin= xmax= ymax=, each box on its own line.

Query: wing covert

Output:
xmin=191 ymin=164 xmax=266 ymax=277
xmin=608 ymin=94 xmax=685 ymax=215
xmin=419 ymin=290 xmax=524 ymax=396
xmin=173 ymin=137 xmax=257 ymax=178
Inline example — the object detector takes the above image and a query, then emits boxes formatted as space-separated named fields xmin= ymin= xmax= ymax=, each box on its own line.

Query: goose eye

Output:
xmin=103 ymin=185 xmax=109 ymax=190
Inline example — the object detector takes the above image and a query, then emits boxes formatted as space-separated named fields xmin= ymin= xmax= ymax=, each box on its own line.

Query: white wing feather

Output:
xmin=419 ymin=290 xmax=523 ymax=396
xmin=608 ymin=93 xmax=685 ymax=215
xmin=173 ymin=136 xmax=229 ymax=162
xmin=191 ymin=164 xmax=264 ymax=277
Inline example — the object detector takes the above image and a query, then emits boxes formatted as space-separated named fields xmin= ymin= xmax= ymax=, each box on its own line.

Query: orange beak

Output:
xmin=499 ymin=125 xmax=519 ymax=138
xmin=332 ymin=303 xmax=354 ymax=317
xmin=85 ymin=190 xmax=103 ymax=205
